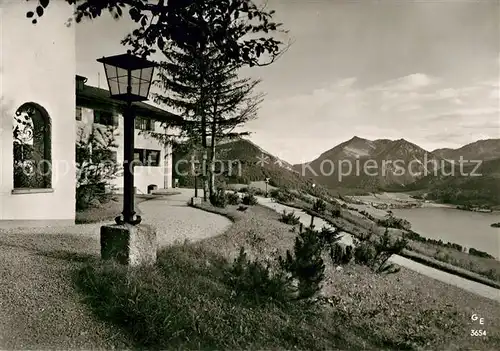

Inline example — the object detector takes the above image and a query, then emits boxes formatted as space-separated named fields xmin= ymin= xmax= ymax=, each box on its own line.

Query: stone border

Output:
xmin=189 ymin=202 xmax=239 ymax=223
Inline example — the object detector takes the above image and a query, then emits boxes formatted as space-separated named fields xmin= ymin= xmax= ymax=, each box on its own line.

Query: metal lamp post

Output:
xmin=97 ymin=50 xmax=157 ymax=225
xmin=265 ymin=177 xmax=270 ymax=197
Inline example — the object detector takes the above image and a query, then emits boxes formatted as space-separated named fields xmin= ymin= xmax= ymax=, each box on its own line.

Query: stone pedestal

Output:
xmin=100 ymin=223 xmax=157 ymax=266
xmin=191 ymin=197 xmax=202 ymax=206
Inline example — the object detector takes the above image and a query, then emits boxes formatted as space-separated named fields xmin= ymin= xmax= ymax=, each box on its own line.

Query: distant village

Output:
xmin=370 ymin=201 xmax=421 ymax=210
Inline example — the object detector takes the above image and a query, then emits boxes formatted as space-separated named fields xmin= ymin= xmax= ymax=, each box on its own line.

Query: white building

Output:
xmin=0 ymin=1 xmax=181 ymax=227
xmin=76 ymin=75 xmax=180 ymax=195
xmin=0 ymin=1 xmax=76 ymax=226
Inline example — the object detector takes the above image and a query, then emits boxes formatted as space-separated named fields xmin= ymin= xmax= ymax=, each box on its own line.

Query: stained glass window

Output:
xmin=13 ymin=103 xmax=52 ymax=189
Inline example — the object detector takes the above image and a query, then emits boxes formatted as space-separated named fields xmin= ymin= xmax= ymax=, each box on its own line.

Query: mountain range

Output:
xmin=293 ymin=136 xmax=444 ymax=189
xmin=291 ymin=136 xmax=500 ymax=205
xmin=172 ymin=136 xmax=500 ymax=205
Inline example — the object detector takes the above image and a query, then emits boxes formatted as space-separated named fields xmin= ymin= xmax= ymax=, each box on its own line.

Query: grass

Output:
xmin=398 ymin=249 xmax=500 ymax=289
xmin=407 ymin=240 xmax=500 ymax=283
xmin=75 ymin=195 xmax=156 ymax=224
xmin=75 ymin=246 xmax=347 ymax=350
xmin=74 ymin=203 xmax=500 ymax=350
xmin=291 ymin=198 xmax=500 ymax=284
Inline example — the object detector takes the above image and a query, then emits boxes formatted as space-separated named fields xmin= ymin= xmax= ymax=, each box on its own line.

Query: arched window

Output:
xmin=12 ymin=102 xmax=52 ymax=189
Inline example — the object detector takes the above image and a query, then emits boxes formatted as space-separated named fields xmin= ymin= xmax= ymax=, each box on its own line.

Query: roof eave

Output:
xmin=76 ymin=89 xmax=183 ymax=125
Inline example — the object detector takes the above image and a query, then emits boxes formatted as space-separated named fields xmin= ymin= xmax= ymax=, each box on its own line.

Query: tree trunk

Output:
xmin=209 ymin=99 xmax=218 ymax=199
xmin=203 ymin=149 xmax=209 ymax=202
xmin=197 ymin=45 xmax=209 ymax=202
xmin=209 ymin=140 xmax=216 ymax=199
xmin=192 ymin=153 xmax=198 ymax=197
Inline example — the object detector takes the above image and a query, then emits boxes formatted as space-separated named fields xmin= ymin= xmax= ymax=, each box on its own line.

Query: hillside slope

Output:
xmin=401 ymin=158 xmax=500 ymax=207
xmin=432 ymin=139 xmax=500 ymax=162
xmin=172 ymin=139 xmax=329 ymax=195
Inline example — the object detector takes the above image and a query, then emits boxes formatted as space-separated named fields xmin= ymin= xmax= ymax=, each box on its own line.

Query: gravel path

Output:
xmin=138 ymin=190 xmax=232 ymax=247
xmin=0 ymin=190 xmax=231 ymax=349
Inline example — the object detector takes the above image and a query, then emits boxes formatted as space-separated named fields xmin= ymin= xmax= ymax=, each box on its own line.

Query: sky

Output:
xmin=75 ymin=0 xmax=500 ymax=164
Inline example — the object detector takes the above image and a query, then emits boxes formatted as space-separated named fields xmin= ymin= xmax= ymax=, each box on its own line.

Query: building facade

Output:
xmin=76 ymin=76 xmax=178 ymax=195
xmin=0 ymin=1 xmax=76 ymax=226
xmin=0 ymin=2 xmax=181 ymax=227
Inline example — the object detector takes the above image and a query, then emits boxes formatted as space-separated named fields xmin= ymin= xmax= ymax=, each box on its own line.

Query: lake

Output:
xmin=392 ymin=207 xmax=500 ymax=259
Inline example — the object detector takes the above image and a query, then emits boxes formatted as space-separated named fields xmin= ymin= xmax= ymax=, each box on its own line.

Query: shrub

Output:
xmin=354 ymin=228 xmax=408 ymax=274
xmin=269 ymin=189 xmax=280 ymax=198
xmin=269 ymin=189 xmax=295 ymax=203
xmin=344 ymin=245 xmax=354 ymax=264
xmin=295 ymin=192 xmax=314 ymax=204
xmin=355 ymin=229 xmax=374 ymax=243
xmin=331 ymin=208 xmax=341 ymax=217
xmin=330 ymin=243 xmax=354 ymax=265
xmin=280 ymin=210 xmax=301 ymax=225
xmin=278 ymin=227 xmax=326 ymax=299
xmin=76 ymin=183 xmax=111 ymax=211
xmin=242 ymin=193 xmax=258 ymax=206
xmin=469 ymin=248 xmax=494 ymax=259
xmin=227 ymin=191 xmax=241 ymax=205
xmin=252 ymin=188 xmax=266 ymax=196
xmin=75 ymin=126 xmax=118 ymax=211
xmin=483 ymin=268 xmax=499 ymax=281
xmin=210 ymin=189 xmax=227 ymax=208
xmin=316 ymin=227 xmax=342 ymax=248
xmin=225 ymin=247 xmax=294 ymax=305
xmin=331 ymin=244 xmax=344 ymax=265
xmin=403 ymin=231 xmax=469 ymax=254
xmin=353 ymin=241 xmax=376 ymax=266
xmin=312 ymin=199 xmax=327 ymax=214
xmin=377 ymin=213 xmax=411 ymax=230
xmin=239 ymin=187 xmax=249 ymax=193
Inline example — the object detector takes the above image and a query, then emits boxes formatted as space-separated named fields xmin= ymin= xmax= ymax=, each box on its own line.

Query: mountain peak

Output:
xmin=343 ymin=136 xmax=371 ymax=146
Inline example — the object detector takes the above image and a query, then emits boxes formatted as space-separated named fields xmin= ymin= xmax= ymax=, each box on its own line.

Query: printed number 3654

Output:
xmin=471 ymin=330 xmax=486 ymax=337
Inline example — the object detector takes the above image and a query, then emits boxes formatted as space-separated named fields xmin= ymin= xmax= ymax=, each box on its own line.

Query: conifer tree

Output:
xmin=154 ymin=41 xmax=264 ymax=200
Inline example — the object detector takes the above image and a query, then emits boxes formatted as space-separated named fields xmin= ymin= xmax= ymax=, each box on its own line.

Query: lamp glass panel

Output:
xmin=109 ymin=79 xmax=120 ymax=95
xmin=141 ymin=67 xmax=154 ymax=83
xmin=104 ymin=63 xmax=117 ymax=80
xmin=131 ymin=68 xmax=142 ymax=79
xmin=139 ymin=81 xmax=150 ymax=97
xmin=116 ymin=67 xmax=128 ymax=79
xmin=117 ymin=75 xmax=128 ymax=93
xmin=131 ymin=80 xmax=140 ymax=95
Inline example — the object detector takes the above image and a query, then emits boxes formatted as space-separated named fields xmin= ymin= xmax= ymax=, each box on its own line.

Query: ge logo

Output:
xmin=471 ymin=314 xmax=484 ymax=324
